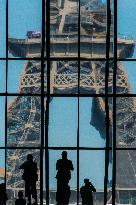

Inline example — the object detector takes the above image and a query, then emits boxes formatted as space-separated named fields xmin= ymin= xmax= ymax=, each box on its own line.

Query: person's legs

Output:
xmin=56 ymin=180 xmax=62 ymax=205
xmin=31 ymin=180 xmax=37 ymax=204
xmin=63 ymin=184 xmax=70 ymax=205
xmin=25 ymin=181 xmax=31 ymax=205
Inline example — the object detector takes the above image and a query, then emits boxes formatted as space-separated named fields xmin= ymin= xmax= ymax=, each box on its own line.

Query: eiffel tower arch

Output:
xmin=6 ymin=59 xmax=136 ymax=201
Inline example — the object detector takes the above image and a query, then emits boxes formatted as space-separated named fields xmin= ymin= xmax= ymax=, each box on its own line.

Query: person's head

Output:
xmin=18 ymin=191 xmax=23 ymax=199
xmin=62 ymin=151 xmax=67 ymax=159
xmin=27 ymin=154 xmax=33 ymax=162
xmin=84 ymin=179 xmax=90 ymax=185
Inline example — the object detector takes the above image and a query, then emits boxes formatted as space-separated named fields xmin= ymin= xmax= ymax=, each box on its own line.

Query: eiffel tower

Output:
xmin=7 ymin=0 xmax=136 ymax=204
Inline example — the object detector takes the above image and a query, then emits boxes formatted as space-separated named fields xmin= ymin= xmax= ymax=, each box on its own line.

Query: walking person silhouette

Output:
xmin=56 ymin=151 xmax=74 ymax=205
xmin=80 ymin=179 xmax=96 ymax=205
xmin=15 ymin=191 xmax=26 ymax=205
xmin=20 ymin=154 xmax=38 ymax=205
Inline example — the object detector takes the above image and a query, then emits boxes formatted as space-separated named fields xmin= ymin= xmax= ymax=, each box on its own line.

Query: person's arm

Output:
xmin=80 ymin=187 xmax=84 ymax=197
xmin=70 ymin=161 xmax=74 ymax=171
xmin=20 ymin=162 xmax=25 ymax=169
xmin=56 ymin=160 xmax=59 ymax=170
xmin=91 ymin=184 xmax=96 ymax=192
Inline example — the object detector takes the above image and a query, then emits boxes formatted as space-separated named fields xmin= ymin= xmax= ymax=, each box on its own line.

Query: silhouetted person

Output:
xmin=80 ymin=179 xmax=96 ymax=205
xmin=0 ymin=183 xmax=8 ymax=205
xmin=56 ymin=151 xmax=74 ymax=205
xmin=20 ymin=154 xmax=38 ymax=205
xmin=15 ymin=191 xmax=26 ymax=205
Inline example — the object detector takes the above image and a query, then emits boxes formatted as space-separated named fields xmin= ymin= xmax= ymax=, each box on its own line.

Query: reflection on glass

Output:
xmin=50 ymin=0 xmax=78 ymax=57
xmin=49 ymin=151 xmax=77 ymax=204
xmin=117 ymin=0 xmax=136 ymax=59
xmin=50 ymin=61 xmax=78 ymax=94
xmin=0 ymin=150 xmax=5 ymax=184
xmin=79 ymin=151 xmax=105 ymax=204
xmin=116 ymin=97 xmax=136 ymax=147
xmin=8 ymin=60 xmax=42 ymax=94
xmin=80 ymin=61 xmax=106 ymax=94
xmin=8 ymin=0 xmax=42 ymax=58
xmin=107 ymin=153 xmax=112 ymax=203
xmin=49 ymin=97 xmax=78 ymax=147
xmin=116 ymin=61 xmax=136 ymax=94
xmin=79 ymin=97 xmax=105 ymax=147
xmin=80 ymin=0 xmax=106 ymax=58
xmin=7 ymin=96 xmax=41 ymax=147
xmin=116 ymin=150 xmax=136 ymax=204
xmin=7 ymin=149 xmax=40 ymax=204
xmin=0 ymin=61 xmax=6 ymax=93
xmin=0 ymin=97 xmax=5 ymax=147
xmin=0 ymin=0 xmax=6 ymax=57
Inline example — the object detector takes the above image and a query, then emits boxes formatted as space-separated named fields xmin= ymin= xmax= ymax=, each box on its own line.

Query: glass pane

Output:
xmin=79 ymin=151 xmax=105 ymax=204
xmin=49 ymin=97 xmax=78 ymax=147
xmin=116 ymin=61 xmax=136 ymax=94
xmin=0 ymin=0 xmax=6 ymax=57
xmin=107 ymin=151 xmax=112 ymax=204
xmin=0 ymin=61 xmax=6 ymax=93
xmin=50 ymin=61 xmax=78 ymax=94
xmin=0 ymin=150 xmax=5 ymax=184
xmin=49 ymin=151 xmax=77 ymax=204
xmin=80 ymin=61 xmax=106 ymax=94
xmin=8 ymin=0 xmax=42 ymax=58
xmin=80 ymin=0 xmax=106 ymax=58
xmin=117 ymin=0 xmax=135 ymax=59
xmin=7 ymin=96 xmax=41 ymax=147
xmin=116 ymin=150 xmax=136 ymax=204
xmin=0 ymin=97 xmax=5 ymax=147
xmin=8 ymin=60 xmax=41 ymax=94
xmin=116 ymin=97 xmax=136 ymax=147
xmin=7 ymin=149 xmax=40 ymax=204
xmin=79 ymin=97 xmax=105 ymax=147
xmin=50 ymin=0 xmax=78 ymax=57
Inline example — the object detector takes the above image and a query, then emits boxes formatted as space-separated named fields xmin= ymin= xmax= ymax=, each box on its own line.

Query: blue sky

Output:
xmin=8 ymin=0 xmax=42 ymax=39
xmin=118 ymin=0 xmax=136 ymax=58
xmin=49 ymin=97 xmax=105 ymax=148
xmin=0 ymin=0 xmax=6 ymax=57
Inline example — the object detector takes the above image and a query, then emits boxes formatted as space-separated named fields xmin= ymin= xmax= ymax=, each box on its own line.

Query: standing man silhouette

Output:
xmin=15 ymin=191 xmax=26 ymax=205
xmin=80 ymin=179 xmax=96 ymax=205
xmin=56 ymin=151 xmax=74 ymax=205
xmin=20 ymin=154 xmax=38 ymax=205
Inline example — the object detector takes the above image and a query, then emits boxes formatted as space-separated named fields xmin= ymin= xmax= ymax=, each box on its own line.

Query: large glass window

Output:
xmin=0 ymin=0 xmax=136 ymax=204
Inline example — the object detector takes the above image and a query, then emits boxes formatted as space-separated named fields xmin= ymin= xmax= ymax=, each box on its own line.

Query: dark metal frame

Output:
xmin=0 ymin=0 xmax=135 ymax=205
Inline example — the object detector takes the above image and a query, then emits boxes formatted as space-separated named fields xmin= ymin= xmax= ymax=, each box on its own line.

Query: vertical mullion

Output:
xmin=4 ymin=96 xmax=7 ymax=205
xmin=112 ymin=0 xmax=117 ymax=204
xmin=104 ymin=0 xmax=111 ymax=204
xmin=77 ymin=0 xmax=80 ymax=204
xmin=77 ymin=98 xmax=79 ymax=205
xmin=45 ymin=0 xmax=50 ymax=203
xmin=46 ymin=0 xmax=50 ymax=95
xmin=40 ymin=0 xmax=46 ymax=204
xmin=45 ymin=97 xmax=49 ymax=205
xmin=104 ymin=98 xmax=110 ymax=205
xmin=5 ymin=0 xmax=8 ymax=199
